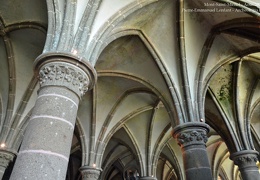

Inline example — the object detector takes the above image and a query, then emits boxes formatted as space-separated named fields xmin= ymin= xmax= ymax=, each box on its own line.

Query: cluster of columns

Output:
xmin=0 ymin=52 xmax=258 ymax=180
xmin=172 ymin=123 xmax=260 ymax=180
xmin=120 ymin=122 xmax=259 ymax=180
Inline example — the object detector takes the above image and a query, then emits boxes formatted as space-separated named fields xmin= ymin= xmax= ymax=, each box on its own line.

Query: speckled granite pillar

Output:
xmin=172 ymin=122 xmax=212 ymax=180
xmin=0 ymin=150 xmax=15 ymax=179
xmin=79 ymin=166 xmax=102 ymax=180
xmin=139 ymin=176 xmax=157 ymax=180
xmin=10 ymin=53 xmax=96 ymax=180
xmin=230 ymin=150 xmax=260 ymax=180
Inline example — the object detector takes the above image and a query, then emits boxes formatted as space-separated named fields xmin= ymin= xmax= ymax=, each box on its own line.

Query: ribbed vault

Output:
xmin=0 ymin=0 xmax=259 ymax=179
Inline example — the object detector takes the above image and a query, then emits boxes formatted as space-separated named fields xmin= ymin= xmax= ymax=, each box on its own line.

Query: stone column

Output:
xmin=230 ymin=150 xmax=260 ymax=180
xmin=139 ymin=176 xmax=157 ymax=180
xmin=79 ymin=166 xmax=102 ymax=180
xmin=10 ymin=53 xmax=96 ymax=180
xmin=172 ymin=122 xmax=212 ymax=180
xmin=0 ymin=150 xmax=15 ymax=179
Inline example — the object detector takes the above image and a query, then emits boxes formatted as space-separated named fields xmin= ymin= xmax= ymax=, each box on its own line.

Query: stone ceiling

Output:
xmin=0 ymin=0 xmax=259 ymax=179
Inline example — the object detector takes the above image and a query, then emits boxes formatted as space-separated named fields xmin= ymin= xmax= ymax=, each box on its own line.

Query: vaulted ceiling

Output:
xmin=0 ymin=0 xmax=259 ymax=179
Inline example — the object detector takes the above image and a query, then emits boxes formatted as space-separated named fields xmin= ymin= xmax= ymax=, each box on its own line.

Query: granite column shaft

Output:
xmin=230 ymin=150 xmax=260 ymax=180
xmin=172 ymin=122 xmax=212 ymax=180
xmin=10 ymin=54 xmax=96 ymax=180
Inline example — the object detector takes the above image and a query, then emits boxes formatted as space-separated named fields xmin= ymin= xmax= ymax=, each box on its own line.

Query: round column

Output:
xmin=230 ymin=150 xmax=260 ymax=180
xmin=79 ymin=166 xmax=102 ymax=180
xmin=172 ymin=122 xmax=212 ymax=180
xmin=10 ymin=53 xmax=96 ymax=180
xmin=0 ymin=150 xmax=15 ymax=179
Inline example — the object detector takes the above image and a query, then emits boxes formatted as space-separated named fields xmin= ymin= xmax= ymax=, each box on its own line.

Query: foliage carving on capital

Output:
xmin=233 ymin=155 xmax=258 ymax=166
xmin=38 ymin=62 xmax=90 ymax=97
xmin=80 ymin=168 xmax=101 ymax=180
xmin=230 ymin=150 xmax=259 ymax=169
xmin=0 ymin=151 xmax=15 ymax=168
xmin=176 ymin=130 xmax=208 ymax=147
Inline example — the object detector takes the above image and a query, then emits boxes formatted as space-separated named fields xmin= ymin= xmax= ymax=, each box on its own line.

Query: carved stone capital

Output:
xmin=34 ymin=53 xmax=97 ymax=98
xmin=172 ymin=122 xmax=209 ymax=147
xmin=38 ymin=62 xmax=90 ymax=97
xmin=79 ymin=166 xmax=102 ymax=180
xmin=230 ymin=150 xmax=259 ymax=168
xmin=0 ymin=150 xmax=16 ymax=168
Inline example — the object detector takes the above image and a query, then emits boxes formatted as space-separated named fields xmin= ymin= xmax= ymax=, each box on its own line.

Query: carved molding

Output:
xmin=172 ymin=122 xmax=209 ymax=147
xmin=175 ymin=130 xmax=208 ymax=147
xmin=80 ymin=166 xmax=101 ymax=180
xmin=233 ymin=156 xmax=258 ymax=166
xmin=34 ymin=52 xmax=97 ymax=97
xmin=38 ymin=62 xmax=90 ymax=97
xmin=0 ymin=150 xmax=15 ymax=168
xmin=230 ymin=150 xmax=259 ymax=168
